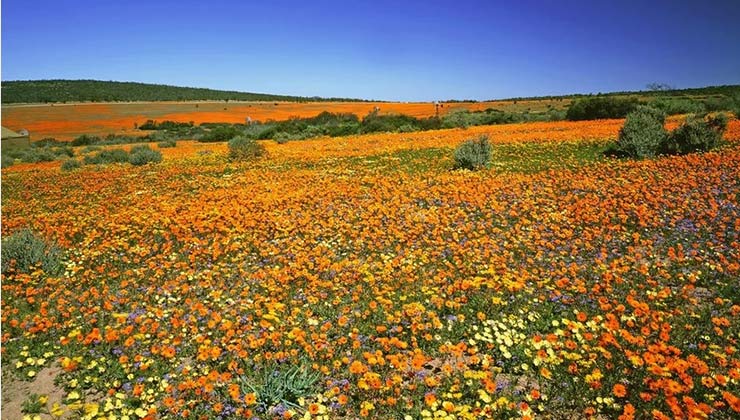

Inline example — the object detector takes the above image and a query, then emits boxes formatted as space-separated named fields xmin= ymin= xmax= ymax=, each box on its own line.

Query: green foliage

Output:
xmin=1 ymin=228 xmax=64 ymax=275
xmin=128 ymin=145 xmax=162 ymax=166
xmin=360 ymin=111 xmax=442 ymax=134
xmin=200 ymin=125 xmax=244 ymax=142
xmin=157 ymin=140 xmax=177 ymax=148
xmin=21 ymin=148 xmax=59 ymax=163
xmin=651 ymin=97 xmax=706 ymax=115
xmin=71 ymin=134 xmax=101 ymax=146
xmin=0 ymin=80 xmax=369 ymax=103
xmin=32 ymin=137 xmax=66 ymax=147
xmin=139 ymin=120 xmax=193 ymax=130
xmin=566 ymin=97 xmax=641 ymax=121
xmin=97 ymin=148 xmax=130 ymax=164
xmin=608 ymin=109 xmax=728 ymax=159
xmin=453 ymin=135 xmax=492 ymax=170
xmin=2 ymin=154 xmax=15 ymax=168
xmin=21 ymin=394 xmax=45 ymax=414
xmin=61 ymin=158 xmax=82 ymax=171
xmin=228 ymin=136 xmax=266 ymax=161
xmin=610 ymin=106 xmax=668 ymax=159
xmin=239 ymin=363 xmax=321 ymax=413
xmin=255 ymin=112 xmax=361 ymax=140
xmin=662 ymin=113 xmax=728 ymax=155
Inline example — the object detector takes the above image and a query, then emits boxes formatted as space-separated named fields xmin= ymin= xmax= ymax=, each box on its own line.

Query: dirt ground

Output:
xmin=2 ymin=365 xmax=68 ymax=419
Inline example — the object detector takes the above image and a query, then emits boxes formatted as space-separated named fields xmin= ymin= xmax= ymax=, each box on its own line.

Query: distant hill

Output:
xmin=494 ymin=84 xmax=740 ymax=102
xmin=2 ymin=79 xmax=738 ymax=105
xmin=0 ymin=79 xmax=371 ymax=104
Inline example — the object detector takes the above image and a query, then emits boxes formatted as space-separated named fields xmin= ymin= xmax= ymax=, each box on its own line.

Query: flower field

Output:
xmin=2 ymin=118 xmax=740 ymax=419
xmin=1 ymin=99 xmax=568 ymax=141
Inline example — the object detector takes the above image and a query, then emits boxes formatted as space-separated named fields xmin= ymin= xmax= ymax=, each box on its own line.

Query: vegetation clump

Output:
xmin=1 ymin=228 xmax=64 ymax=275
xmin=607 ymin=107 xmax=729 ymax=159
xmin=453 ymin=135 xmax=492 ymax=170
xmin=228 ymin=136 xmax=266 ymax=161
xmin=662 ymin=113 xmax=727 ymax=155
xmin=60 ymin=158 xmax=82 ymax=171
xmin=157 ymin=140 xmax=177 ymax=148
xmin=609 ymin=106 xmax=668 ymax=158
xmin=566 ymin=97 xmax=641 ymax=121
xmin=128 ymin=145 xmax=163 ymax=166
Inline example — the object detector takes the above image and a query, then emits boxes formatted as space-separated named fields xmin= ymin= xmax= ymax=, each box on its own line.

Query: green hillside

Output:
xmin=0 ymin=79 xmax=370 ymax=104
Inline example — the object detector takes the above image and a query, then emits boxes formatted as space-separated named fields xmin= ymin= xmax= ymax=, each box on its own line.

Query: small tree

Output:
xmin=453 ymin=135 xmax=492 ymax=170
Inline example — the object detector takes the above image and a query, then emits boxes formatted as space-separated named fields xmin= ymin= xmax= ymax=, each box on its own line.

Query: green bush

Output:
xmin=128 ymin=145 xmax=163 ymax=166
xmin=97 ymin=148 xmax=130 ymax=164
xmin=200 ymin=125 xmax=243 ymax=142
xmin=651 ymin=97 xmax=706 ymax=115
xmin=1 ymin=154 xmax=15 ymax=168
xmin=229 ymin=136 xmax=266 ymax=160
xmin=1 ymin=228 xmax=64 ymax=275
xmin=157 ymin=140 xmax=177 ymax=148
xmin=612 ymin=106 xmax=668 ymax=159
xmin=71 ymin=134 xmax=101 ymax=146
xmin=82 ymin=145 xmax=102 ymax=154
xmin=61 ymin=159 xmax=82 ymax=171
xmin=566 ymin=97 xmax=641 ymax=121
xmin=662 ymin=113 xmax=728 ymax=155
xmin=453 ymin=135 xmax=492 ymax=170
xmin=83 ymin=154 xmax=102 ymax=165
xmin=32 ymin=138 xmax=66 ymax=147
xmin=20 ymin=148 xmax=59 ymax=163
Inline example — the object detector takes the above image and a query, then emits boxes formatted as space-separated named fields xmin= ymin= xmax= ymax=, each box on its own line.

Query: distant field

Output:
xmin=1 ymin=99 xmax=570 ymax=140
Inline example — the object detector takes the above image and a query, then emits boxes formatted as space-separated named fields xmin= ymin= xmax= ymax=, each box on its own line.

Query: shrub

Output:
xmin=273 ymin=132 xmax=293 ymax=144
xmin=21 ymin=148 xmax=58 ymax=163
xmin=662 ymin=113 xmax=728 ymax=155
xmin=566 ymin=97 xmax=641 ymax=121
xmin=1 ymin=154 xmax=15 ymax=168
xmin=32 ymin=137 xmax=65 ymax=147
xmin=1 ymin=228 xmax=64 ymax=275
xmin=200 ymin=125 xmax=243 ymax=142
xmin=83 ymin=154 xmax=103 ymax=165
xmin=229 ymin=136 xmax=266 ymax=160
xmin=128 ymin=145 xmax=163 ymax=166
xmin=612 ymin=106 xmax=668 ymax=159
xmin=157 ymin=140 xmax=177 ymax=148
xmin=97 ymin=148 xmax=130 ymax=164
xmin=71 ymin=134 xmax=101 ymax=146
xmin=651 ymin=98 xmax=706 ymax=115
xmin=82 ymin=145 xmax=102 ymax=154
xmin=61 ymin=159 xmax=82 ymax=171
xmin=453 ymin=135 xmax=492 ymax=170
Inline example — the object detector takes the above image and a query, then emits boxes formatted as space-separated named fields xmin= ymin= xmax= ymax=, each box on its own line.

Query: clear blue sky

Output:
xmin=2 ymin=0 xmax=739 ymax=101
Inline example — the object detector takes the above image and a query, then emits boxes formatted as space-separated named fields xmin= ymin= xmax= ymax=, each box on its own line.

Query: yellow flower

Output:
xmin=84 ymin=403 xmax=99 ymax=417
xmin=27 ymin=370 xmax=37 ymax=378
xmin=50 ymin=402 xmax=65 ymax=417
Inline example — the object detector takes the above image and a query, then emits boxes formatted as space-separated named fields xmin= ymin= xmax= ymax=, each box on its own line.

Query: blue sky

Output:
xmin=2 ymin=0 xmax=739 ymax=101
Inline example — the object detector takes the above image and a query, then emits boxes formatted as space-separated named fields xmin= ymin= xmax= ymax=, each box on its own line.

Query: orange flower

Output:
xmin=613 ymin=383 xmax=627 ymax=398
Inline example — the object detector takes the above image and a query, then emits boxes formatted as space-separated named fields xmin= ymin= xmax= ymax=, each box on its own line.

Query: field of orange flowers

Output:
xmin=1 ymin=99 xmax=568 ymax=140
xmin=2 ymin=118 xmax=740 ymax=419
